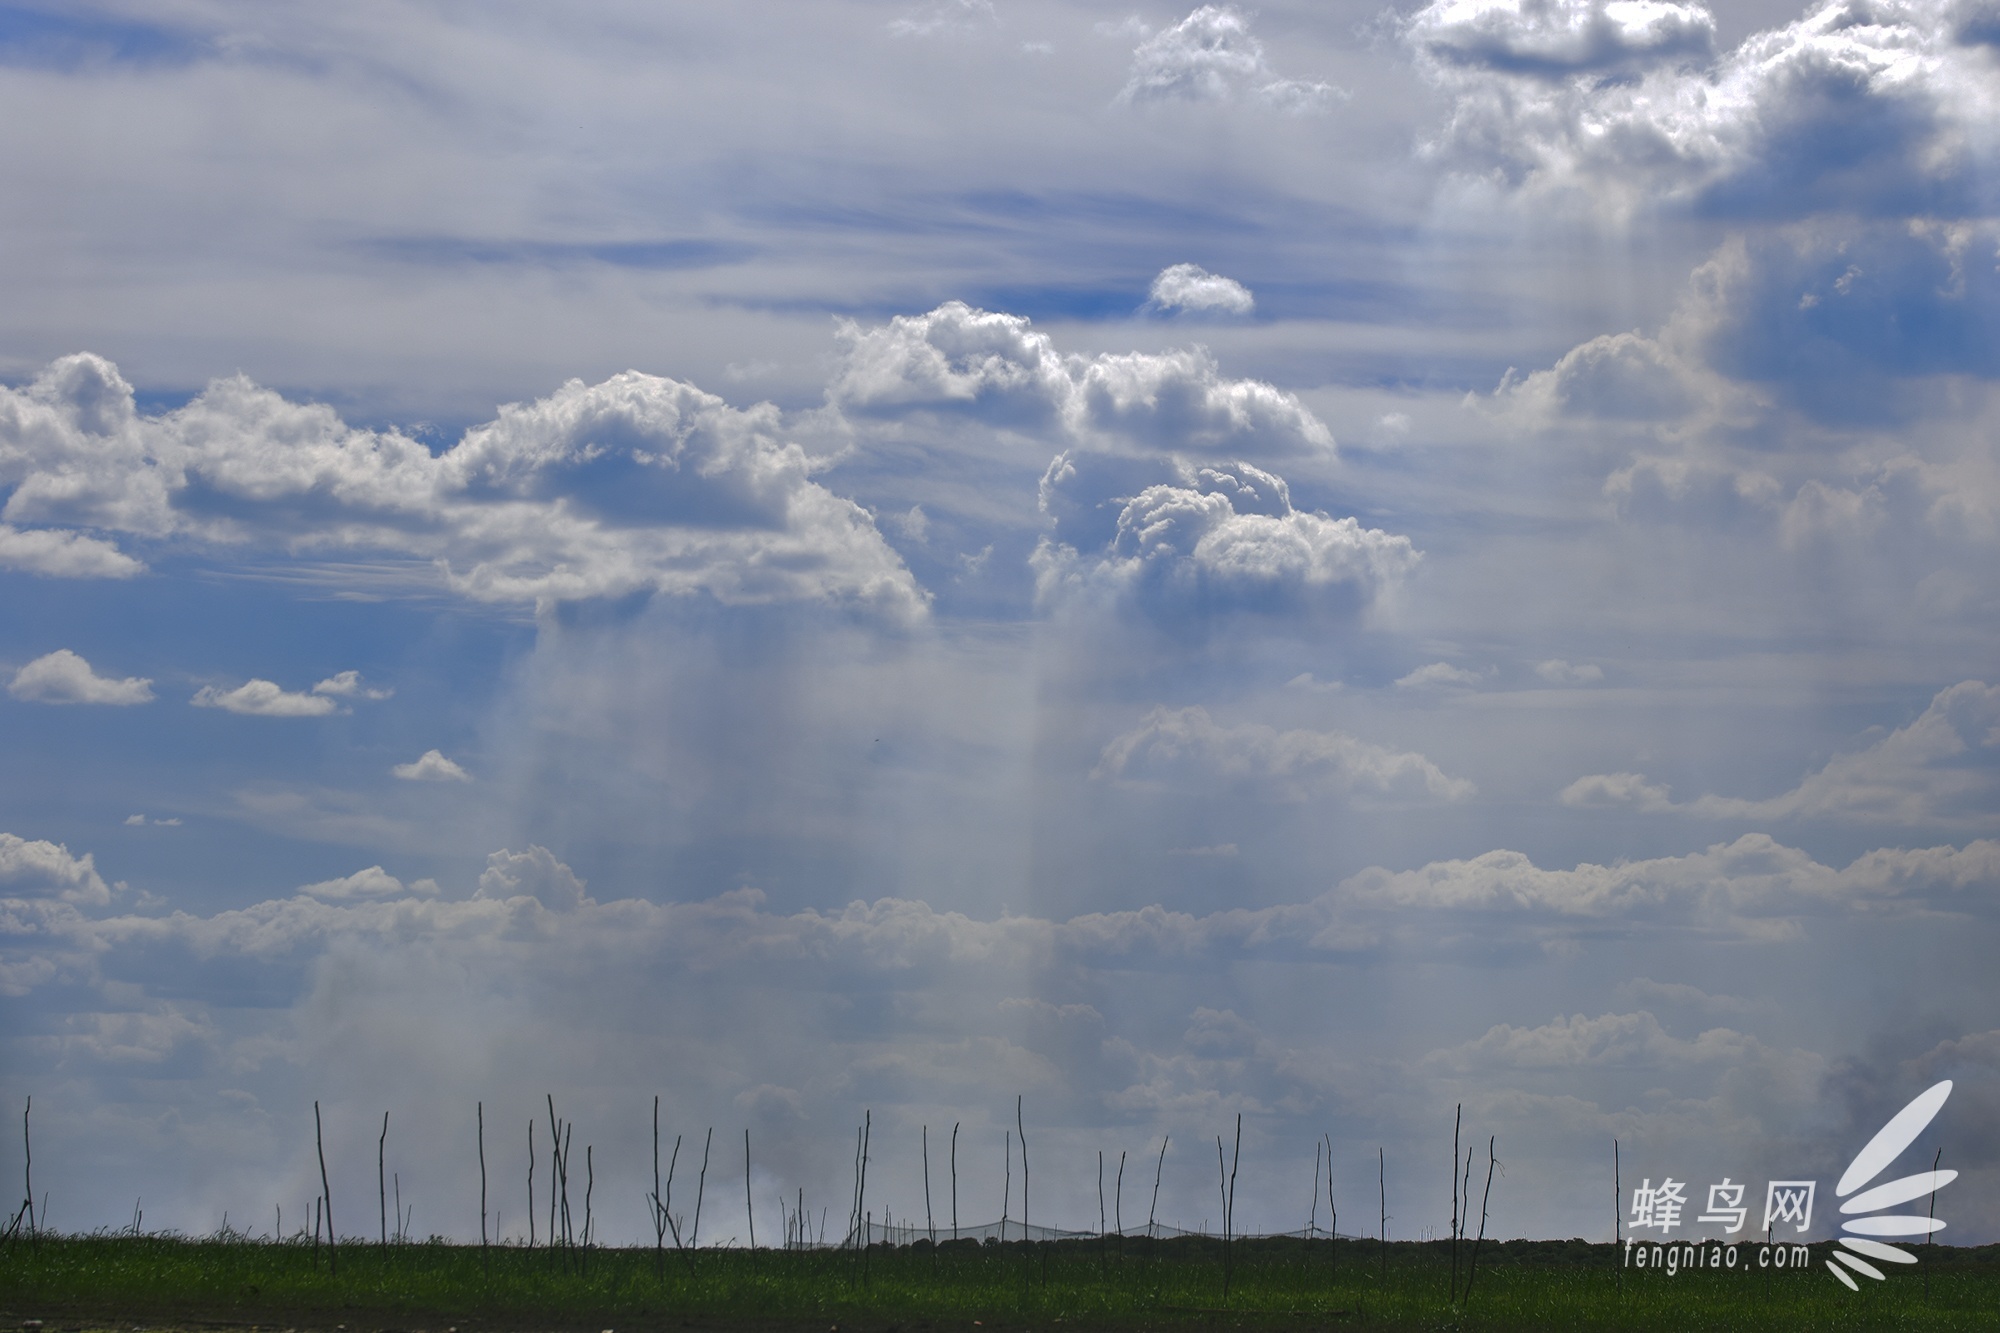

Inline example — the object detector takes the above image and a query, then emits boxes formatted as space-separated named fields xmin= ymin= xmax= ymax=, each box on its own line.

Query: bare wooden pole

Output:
xmin=527 ymin=1120 xmax=536 ymax=1250
xmin=692 ymin=1126 xmax=712 ymax=1248
xmin=1115 ymin=1149 xmax=1126 ymax=1245
xmin=1002 ymin=1130 xmax=1011 ymax=1240
xmin=950 ymin=1121 xmax=960 ymax=1240
xmin=1378 ymin=1147 xmax=1386 ymax=1285
xmin=478 ymin=1102 xmax=488 ymax=1257
xmin=378 ymin=1111 xmax=389 ymax=1248
xmin=1016 ymin=1095 xmax=1028 ymax=1242
xmin=1462 ymin=1137 xmax=1497 ymax=1304
xmin=313 ymin=1101 xmax=336 ymax=1275
xmin=1449 ymin=1104 xmax=1461 ymax=1303
xmin=1311 ymin=1139 xmax=1322 ymax=1235
xmin=1148 ymin=1136 xmax=1167 ymax=1239
xmin=744 ymin=1129 xmax=755 ymax=1249
xmin=1927 ymin=1147 xmax=1941 ymax=1300
xmin=21 ymin=1097 xmax=32 ymax=1238
xmin=651 ymin=1097 xmax=664 ymax=1272
xmin=923 ymin=1125 xmax=934 ymax=1245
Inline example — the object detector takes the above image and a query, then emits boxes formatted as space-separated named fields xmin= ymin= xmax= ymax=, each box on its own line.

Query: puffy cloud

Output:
xmin=1395 ymin=661 xmax=1484 ymax=690
xmin=1338 ymin=832 xmax=2000 ymax=936
xmin=1560 ymin=770 xmax=1677 ymax=811
xmin=1410 ymin=0 xmax=1999 ymax=216
xmin=475 ymin=845 xmax=589 ymax=911
xmin=297 ymin=866 xmax=438 ymax=900
xmin=190 ymin=679 xmax=340 ymax=718
xmin=8 ymin=648 xmax=154 ymax=705
xmin=1120 ymin=5 xmax=1341 ymax=112
xmin=1036 ymin=460 xmax=1417 ymax=620
xmin=0 ymin=523 xmax=144 ymax=578
xmin=0 ymin=354 xmax=925 ymax=619
xmin=1093 ymin=704 xmax=1476 ymax=801
xmin=1147 ymin=263 xmax=1255 ymax=315
xmin=831 ymin=302 xmax=1330 ymax=458
xmin=1535 ymin=658 xmax=1605 ymax=683
xmin=392 ymin=749 xmax=472 ymax=783
xmin=0 ymin=832 xmax=114 ymax=907
xmin=1500 ymin=330 xmax=1706 ymax=421
xmin=1407 ymin=0 xmax=1716 ymax=80
xmin=1562 ymin=680 xmax=2000 ymax=825
xmin=1434 ymin=1010 xmax=1758 ymax=1073
xmin=311 ymin=670 xmax=392 ymax=700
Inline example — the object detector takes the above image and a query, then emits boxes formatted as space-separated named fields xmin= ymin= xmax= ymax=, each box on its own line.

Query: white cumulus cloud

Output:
xmin=1395 ymin=662 xmax=1484 ymax=690
xmin=392 ymin=749 xmax=472 ymax=782
xmin=297 ymin=866 xmax=438 ymax=900
xmin=1560 ymin=680 xmax=2000 ymax=825
xmin=474 ymin=845 xmax=589 ymax=911
xmin=190 ymin=679 xmax=340 ymax=718
xmin=1148 ymin=263 xmax=1255 ymax=315
xmin=1036 ymin=460 xmax=1418 ymax=620
xmin=8 ymin=649 xmax=154 ymax=706
xmin=0 ymin=353 xmax=926 ymax=621
xmin=0 ymin=524 xmax=144 ymax=578
xmin=311 ymin=670 xmax=393 ymax=700
xmin=0 ymin=831 xmax=114 ymax=906
xmin=1409 ymin=0 xmax=1997 ymax=216
xmin=1120 ymin=5 xmax=1341 ymax=112
xmin=831 ymin=301 xmax=1330 ymax=458
xmin=1094 ymin=704 xmax=1476 ymax=801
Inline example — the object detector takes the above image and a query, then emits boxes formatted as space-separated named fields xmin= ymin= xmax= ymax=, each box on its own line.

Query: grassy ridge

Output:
xmin=5 ymin=1233 xmax=2000 ymax=1331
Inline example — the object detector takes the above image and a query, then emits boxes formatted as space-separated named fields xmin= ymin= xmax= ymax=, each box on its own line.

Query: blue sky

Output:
xmin=4 ymin=0 xmax=2000 ymax=1248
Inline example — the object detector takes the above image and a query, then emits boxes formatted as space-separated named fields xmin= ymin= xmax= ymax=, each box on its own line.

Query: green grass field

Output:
xmin=5 ymin=1233 xmax=1999 ymax=1331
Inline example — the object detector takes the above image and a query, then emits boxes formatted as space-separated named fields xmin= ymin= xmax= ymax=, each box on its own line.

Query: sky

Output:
xmin=3 ymin=0 xmax=2000 ymax=1250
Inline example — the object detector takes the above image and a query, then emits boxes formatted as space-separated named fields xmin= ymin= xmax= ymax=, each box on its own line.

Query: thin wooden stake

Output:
xmin=1462 ymin=1136 xmax=1497 ymax=1305
xmin=313 ymin=1100 xmax=336 ymax=1276
xmin=478 ymin=1102 xmax=488 ymax=1259
xmin=378 ymin=1110 xmax=389 ymax=1248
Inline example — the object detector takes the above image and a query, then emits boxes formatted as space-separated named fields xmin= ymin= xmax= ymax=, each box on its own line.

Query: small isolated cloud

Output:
xmin=392 ymin=749 xmax=472 ymax=783
xmin=0 ymin=524 xmax=144 ymax=578
xmin=0 ymin=831 xmax=113 ymax=906
xmin=1038 ymin=460 xmax=1416 ymax=622
xmin=1395 ymin=662 xmax=1483 ymax=690
xmin=888 ymin=0 xmax=996 ymax=38
xmin=8 ymin=649 xmax=154 ymax=706
xmin=474 ymin=845 xmax=589 ymax=911
xmin=298 ymin=866 xmax=438 ymax=901
xmin=1535 ymin=659 xmax=1604 ymax=684
xmin=1560 ymin=681 xmax=2000 ymax=826
xmin=1120 ymin=5 xmax=1341 ymax=112
xmin=1148 ymin=264 xmax=1255 ymax=316
xmin=121 ymin=815 xmax=181 ymax=827
xmin=1095 ymin=704 xmax=1476 ymax=802
xmin=1559 ymin=770 xmax=1677 ymax=812
xmin=190 ymin=679 xmax=340 ymax=718
xmin=1170 ymin=843 xmax=1240 ymax=857
xmin=311 ymin=670 xmax=392 ymax=700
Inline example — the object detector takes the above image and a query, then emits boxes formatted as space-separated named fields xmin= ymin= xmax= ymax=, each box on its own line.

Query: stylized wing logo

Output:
xmin=1825 ymin=1080 xmax=1955 ymax=1291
